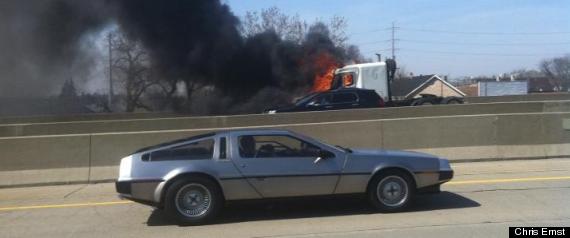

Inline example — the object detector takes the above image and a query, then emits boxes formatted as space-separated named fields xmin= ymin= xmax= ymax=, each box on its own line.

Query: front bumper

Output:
xmin=438 ymin=170 xmax=454 ymax=182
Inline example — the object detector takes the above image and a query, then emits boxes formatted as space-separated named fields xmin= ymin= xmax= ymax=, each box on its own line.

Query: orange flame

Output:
xmin=311 ymin=52 xmax=340 ymax=92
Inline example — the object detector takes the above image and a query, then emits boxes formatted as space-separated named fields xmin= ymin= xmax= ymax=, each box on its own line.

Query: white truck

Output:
xmin=330 ymin=59 xmax=463 ymax=106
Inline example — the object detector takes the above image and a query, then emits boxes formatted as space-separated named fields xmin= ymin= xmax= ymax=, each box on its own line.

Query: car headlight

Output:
xmin=118 ymin=156 xmax=133 ymax=179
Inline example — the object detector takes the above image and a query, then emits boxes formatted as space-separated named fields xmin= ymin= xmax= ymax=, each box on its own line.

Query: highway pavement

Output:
xmin=1 ymin=158 xmax=569 ymax=238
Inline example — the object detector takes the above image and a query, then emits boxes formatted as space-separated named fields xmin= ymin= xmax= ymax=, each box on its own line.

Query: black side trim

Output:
xmin=414 ymin=171 xmax=438 ymax=175
xmin=219 ymin=172 xmax=370 ymax=181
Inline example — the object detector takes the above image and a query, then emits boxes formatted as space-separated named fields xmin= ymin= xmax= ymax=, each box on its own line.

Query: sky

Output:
xmin=226 ymin=0 xmax=570 ymax=78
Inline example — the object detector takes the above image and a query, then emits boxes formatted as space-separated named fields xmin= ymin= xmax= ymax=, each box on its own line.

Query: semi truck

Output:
xmin=330 ymin=59 xmax=464 ymax=106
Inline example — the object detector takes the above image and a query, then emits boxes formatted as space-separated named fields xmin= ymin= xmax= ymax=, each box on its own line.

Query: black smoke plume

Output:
xmin=0 ymin=0 xmax=359 ymax=114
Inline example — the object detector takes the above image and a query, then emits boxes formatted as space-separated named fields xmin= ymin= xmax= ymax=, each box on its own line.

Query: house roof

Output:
xmin=391 ymin=75 xmax=434 ymax=97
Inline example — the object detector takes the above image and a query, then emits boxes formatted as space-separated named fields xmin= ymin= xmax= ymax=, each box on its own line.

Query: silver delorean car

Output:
xmin=116 ymin=129 xmax=453 ymax=225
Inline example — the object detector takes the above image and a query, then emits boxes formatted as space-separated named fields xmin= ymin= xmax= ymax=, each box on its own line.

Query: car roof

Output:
xmin=327 ymin=88 xmax=375 ymax=93
xmin=217 ymin=128 xmax=293 ymax=134
xmin=133 ymin=129 xmax=295 ymax=153
xmin=134 ymin=132 xmax=217 ymax=153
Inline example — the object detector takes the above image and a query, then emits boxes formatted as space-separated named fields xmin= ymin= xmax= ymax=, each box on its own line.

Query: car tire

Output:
xmin=164 ymin=177 xmax=223 ymax=225
xmin=368 ymin=170 xmax=415 ymax=212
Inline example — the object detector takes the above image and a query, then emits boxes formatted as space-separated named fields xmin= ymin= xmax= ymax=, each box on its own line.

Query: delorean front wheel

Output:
xmin=164 ymin=177 xmax=223 ymax=225
xmin=368 ymin=170 xmax=415 ymax=212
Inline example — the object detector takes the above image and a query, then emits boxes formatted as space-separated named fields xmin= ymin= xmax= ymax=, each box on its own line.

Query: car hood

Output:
xmin=349 ymin=148 xmax=438 ymax=159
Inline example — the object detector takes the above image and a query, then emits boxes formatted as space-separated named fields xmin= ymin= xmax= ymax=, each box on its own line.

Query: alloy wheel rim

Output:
xmin=376 ymin=176 xmax=408 ymax=207
xmin=175 ymin=183 xmax=212 ymax=218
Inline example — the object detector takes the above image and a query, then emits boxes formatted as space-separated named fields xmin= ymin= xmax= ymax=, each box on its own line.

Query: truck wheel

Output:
xmin=444 ymin=98 xmax=463 ymax=104
xmin=164 ymin=177 xmax=223 ymax=225
xmin=368 ymin=170 xmax=415 ymax=212
xmin=412 ymin=98 xmax=434 ymax=106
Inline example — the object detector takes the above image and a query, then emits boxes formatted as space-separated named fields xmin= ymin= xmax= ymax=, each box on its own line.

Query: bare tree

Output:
xmin=109 ymin=30 xmax=157 ymax=112
xmin=240 ymin=7 xmax=348 ymax=47
xmin=540 ymin=55 xmax=570 ymax=91
xmin=327 ymin=15 xmax=349 ymax=48
xmin=241 ymin=7 xmax=308 ymax=44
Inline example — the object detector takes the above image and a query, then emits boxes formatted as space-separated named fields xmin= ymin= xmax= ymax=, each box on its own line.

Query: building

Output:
xmin=391 ymin=74 xmax=466 ymax=100
xmin=478 ymin=81 xmax=528 ymax=96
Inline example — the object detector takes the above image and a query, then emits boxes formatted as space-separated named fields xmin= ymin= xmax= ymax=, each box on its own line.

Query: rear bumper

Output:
xmin=115 ymin=181 xmax=132 ymax=195
xmin=115 ymin=179 xmax=163 ymax=206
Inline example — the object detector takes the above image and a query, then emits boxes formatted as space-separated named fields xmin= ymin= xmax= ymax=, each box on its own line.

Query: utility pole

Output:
xmin=107 ymin=32 xmax=114 ymax=109
xmin=391 ymin=21 xmax=399 ymax=60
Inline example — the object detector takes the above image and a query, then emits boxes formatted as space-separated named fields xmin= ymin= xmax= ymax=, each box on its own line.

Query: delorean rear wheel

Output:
xmin=368 ymin=170 xmax=415 ymax=212
xmin=164 ymin=177 xmax=223 ymax=225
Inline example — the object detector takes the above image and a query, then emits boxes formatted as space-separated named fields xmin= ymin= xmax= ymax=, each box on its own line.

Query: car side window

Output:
xmin=238 ymin=135 xmax=321 ymax=158
xmin=332 ymin=93 xmax=357 ymax=104
xmin=150 ymin=138 xmax=214 ymax=161
xmin=307 ymin=94 xmax=331 ymax=106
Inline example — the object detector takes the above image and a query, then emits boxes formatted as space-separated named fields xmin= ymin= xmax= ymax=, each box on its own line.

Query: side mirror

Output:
xmin=319 ymin=149 xmax=334 ymax=159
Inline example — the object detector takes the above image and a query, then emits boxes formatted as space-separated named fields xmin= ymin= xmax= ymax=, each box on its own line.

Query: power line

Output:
xmin=399 ymin=27 xmax=570 ymax=35
xmin=357 ymin=39 xmax=570 ymax=46
xmin=349 ymin=28 xmax=391 ymax=36
xmin=349 ymin=26 xmax=570 ymax=36
xmin=398 ymin=48 xmax=562 ymax=57
xmin=400 ymin=39 xmax=570 ymax=46
xmin=360 ymin=48 xmax=561 ymax=57
xmin=357 ymin=39 xmax=391 ymax=46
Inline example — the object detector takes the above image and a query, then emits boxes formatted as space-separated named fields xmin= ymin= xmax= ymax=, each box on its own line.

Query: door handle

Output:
xmin=314 ymin=157 xmax=323 ymax=164
xmin=240 ymin=163 xmax=246 ymax=168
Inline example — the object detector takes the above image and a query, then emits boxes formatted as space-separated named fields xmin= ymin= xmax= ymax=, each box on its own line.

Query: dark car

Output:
xmin=265 ymin=88 xmax=384 ymax=113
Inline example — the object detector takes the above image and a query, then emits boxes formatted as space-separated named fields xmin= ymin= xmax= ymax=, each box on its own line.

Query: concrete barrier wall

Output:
xmin=465 ymin=93 xmax=570 ymax=104
xmin=1 ymin=112 xmax=569 ymax=187
xmin=0 ymin=112 xmax=182 ymax=125
xmin=0 ymin=135 xmax=91 ymax=187
xmin=1 ymin=93 xmax=568 ymax=125
xmin=1 ymin=100 xmax=569 ymax=138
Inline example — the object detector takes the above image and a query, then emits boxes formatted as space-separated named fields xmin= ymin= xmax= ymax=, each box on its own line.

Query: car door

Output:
xmin=331 ymin=92 xmax=359 ymax=109
xmin=229 ymin=132 xmax=343 ymax=198
xmin=304 ymin=93 xmax=333 ymax=111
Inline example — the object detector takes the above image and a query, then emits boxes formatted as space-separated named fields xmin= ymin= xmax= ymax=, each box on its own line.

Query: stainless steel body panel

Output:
xmin=116 ymin=129 xmax=453 ymax=206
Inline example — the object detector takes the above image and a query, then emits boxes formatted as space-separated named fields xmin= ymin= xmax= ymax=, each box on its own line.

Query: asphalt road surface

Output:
xmin=1 ymin=158 xmax=569 ymax=238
